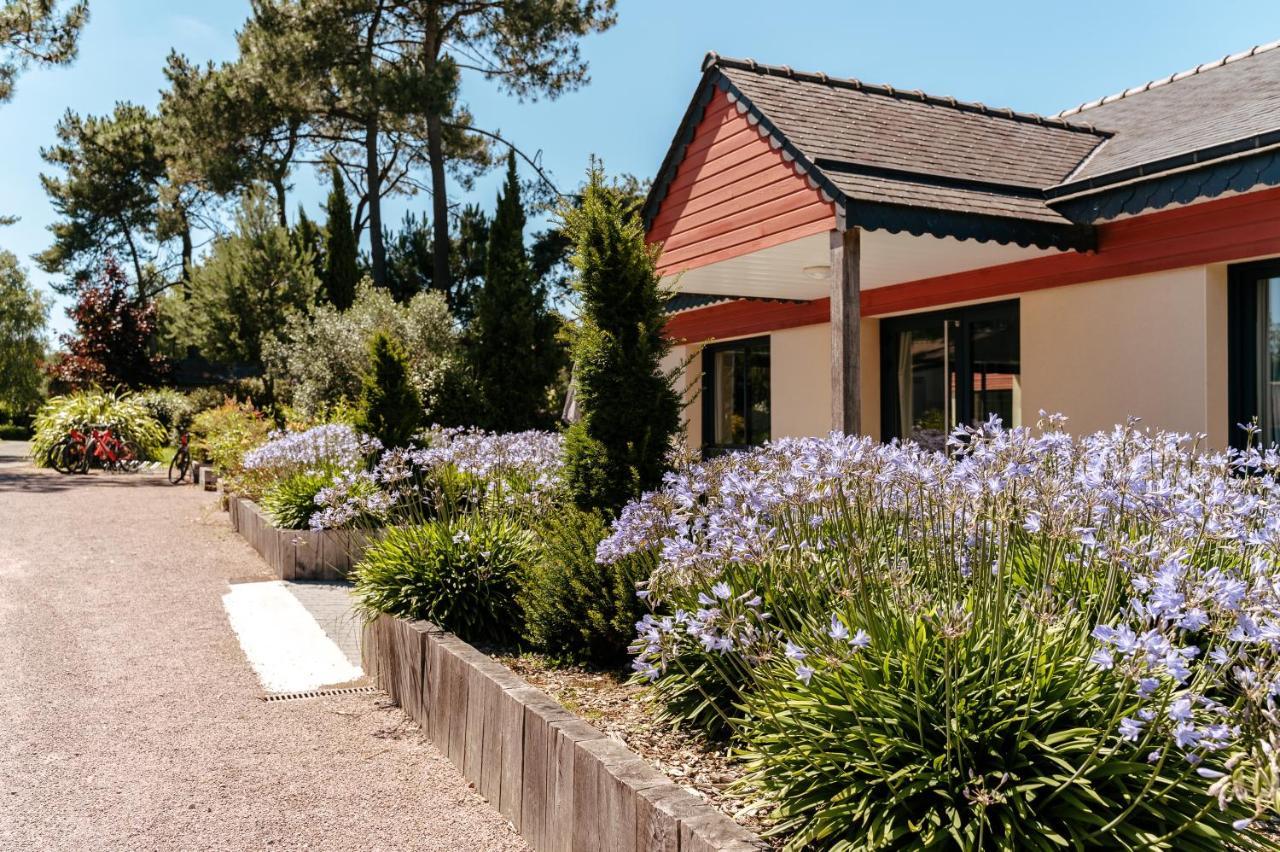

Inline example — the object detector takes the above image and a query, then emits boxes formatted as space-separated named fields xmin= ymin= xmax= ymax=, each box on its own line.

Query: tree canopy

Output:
xmin=0 ymin=0 xmax=87 ymax=104
xmin=0 ymin=250 xmax=47 ymax=414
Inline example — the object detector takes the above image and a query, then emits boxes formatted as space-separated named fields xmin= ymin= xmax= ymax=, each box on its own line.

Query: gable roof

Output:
xmin=645 ymin=55 xmax=1104 ymax=251
xmin=645 ymin=45 xmax=1280 ymax=248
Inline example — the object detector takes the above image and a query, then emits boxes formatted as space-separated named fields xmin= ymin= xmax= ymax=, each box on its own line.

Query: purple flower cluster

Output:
xmin=243 ymin=424 xmax=380 ymax=475
xmin=610 ymin=413 xmax=1280 ymax=816
xmin=309 ymin=427 xmax=563 ymax=530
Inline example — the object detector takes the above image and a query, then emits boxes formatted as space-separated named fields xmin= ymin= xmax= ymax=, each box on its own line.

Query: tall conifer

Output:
xmin=470 ymin=152 xmax=560 ymax=430
xmin=322 ymin=164 xmax=358 ymax=310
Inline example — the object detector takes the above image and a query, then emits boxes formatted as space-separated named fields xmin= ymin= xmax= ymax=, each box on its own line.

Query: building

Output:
xmin=647 ymin=44 xmax=1280 ymax=452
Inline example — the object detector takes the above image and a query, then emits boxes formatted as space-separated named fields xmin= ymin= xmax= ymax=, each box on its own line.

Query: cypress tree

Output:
xmin=322 ymin=164 xmax=358 ymax=310
xmin=357 ymin=330 xmax=423 ymax=449
xmin=562 ymin=164 xmax=681 ymax=514
xmin=470 ymin=152 xmax=560 ymax=431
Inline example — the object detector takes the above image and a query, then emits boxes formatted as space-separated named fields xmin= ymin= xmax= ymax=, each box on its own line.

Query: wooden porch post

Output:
xmin=830 ymin=227 xmax=861 ymax=434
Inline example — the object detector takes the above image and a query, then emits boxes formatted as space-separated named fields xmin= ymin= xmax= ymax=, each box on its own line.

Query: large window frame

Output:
xmin=1228 ymin=258 xmax=1280 ymax=450
xmin=879 ymin=299 xmax=1021 ymax=445
xmin=701 ymin=335 xmax=771 ymax=451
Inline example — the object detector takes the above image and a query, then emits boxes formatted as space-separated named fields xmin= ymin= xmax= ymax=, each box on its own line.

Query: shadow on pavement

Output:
xmin=0 ymin=441 xmax=182 ymax=494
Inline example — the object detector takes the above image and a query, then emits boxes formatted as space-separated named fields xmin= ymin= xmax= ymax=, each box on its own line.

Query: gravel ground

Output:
xmin=0 ymin=442 xmax=525 ymax=851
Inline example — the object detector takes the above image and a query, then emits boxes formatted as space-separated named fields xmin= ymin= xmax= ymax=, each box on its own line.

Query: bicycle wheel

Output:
xmin=50 ymin=439 xmax=75 ymax=474
xmin=168 ymin=448 xmax=190 ymax=484
xmin=118 ymin=441 xmax=143 ymax=472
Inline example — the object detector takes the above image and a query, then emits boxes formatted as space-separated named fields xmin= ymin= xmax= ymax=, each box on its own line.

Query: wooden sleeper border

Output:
xmin=226 ymin=493 xmax=374 ymax=582
xmin=363 ymin=614 xmax=763 ymax=852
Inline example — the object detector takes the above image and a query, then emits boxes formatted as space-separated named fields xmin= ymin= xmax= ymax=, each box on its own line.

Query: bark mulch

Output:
xmin=494 ymin=653 xmax=778 ymax=843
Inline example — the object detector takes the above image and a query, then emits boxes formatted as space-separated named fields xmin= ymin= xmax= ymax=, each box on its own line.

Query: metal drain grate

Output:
xmin=261 ymin=685 xmax=379 ymax=703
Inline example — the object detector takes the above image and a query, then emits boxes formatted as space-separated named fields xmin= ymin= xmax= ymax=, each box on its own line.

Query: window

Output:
xmin=880 ymin=300 xmax=1020 ymax=451
xmin=702 ymin=336 xmax=770 ymax=449
xmin=1228 ymin=260 xmax=1280 ymax=449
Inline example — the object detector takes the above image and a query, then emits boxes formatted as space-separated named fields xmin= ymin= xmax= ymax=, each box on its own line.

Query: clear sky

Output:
xmin=4 ymin=0 xmax=1280 ymax=337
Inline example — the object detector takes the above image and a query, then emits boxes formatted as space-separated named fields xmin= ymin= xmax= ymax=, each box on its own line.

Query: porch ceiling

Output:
xmin=662 ymin=230 xmax=1063 ymax=301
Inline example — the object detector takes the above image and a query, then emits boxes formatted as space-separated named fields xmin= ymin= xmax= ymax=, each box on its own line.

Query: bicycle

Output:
xmin=51 ymin=424 xmax=140 ymax=474
xmin=168 ymin=431 xmax=191 ymax=484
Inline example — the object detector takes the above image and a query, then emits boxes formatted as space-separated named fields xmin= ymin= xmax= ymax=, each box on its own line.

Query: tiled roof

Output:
xmin=717 ymin=61 xmax=1104 ymax=190
xmin=647 ymin=46 xmax=1280 ymax=249
xmin=1054 ymin=40 xmax=1280 ymax=186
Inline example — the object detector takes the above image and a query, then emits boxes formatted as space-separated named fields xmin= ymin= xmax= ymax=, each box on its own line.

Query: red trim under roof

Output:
xmin=665 ymin=185 xmax=1280 ymax=343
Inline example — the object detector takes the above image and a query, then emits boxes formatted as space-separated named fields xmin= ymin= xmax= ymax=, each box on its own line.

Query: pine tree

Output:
xmin=322 ymin=164 xmax=358 ymax=310
xmin=562 ymin=164 xmax=681 ymax=514
xmin=357 ymin=330 xmax=423 ymax=449
xmin=292 ymin=206 xmax=326 ymax=288
xmin=469 ymin=152 xmax=561 ymax=431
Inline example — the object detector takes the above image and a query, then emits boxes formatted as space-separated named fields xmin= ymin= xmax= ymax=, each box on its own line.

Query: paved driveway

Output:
xmin=0 ymin=442 xmax=524 ymax=851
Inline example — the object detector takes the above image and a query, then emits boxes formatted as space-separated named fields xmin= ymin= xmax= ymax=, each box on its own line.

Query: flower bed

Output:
xmin=602 ymin=416 xmax=1280 ymax=849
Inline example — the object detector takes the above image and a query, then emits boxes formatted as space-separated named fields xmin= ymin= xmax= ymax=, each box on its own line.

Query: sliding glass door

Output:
xmin=881 ymin=301 xmax=1020 ymax=450
xmin=1228 ymin=260 xmax=1280 ymax=448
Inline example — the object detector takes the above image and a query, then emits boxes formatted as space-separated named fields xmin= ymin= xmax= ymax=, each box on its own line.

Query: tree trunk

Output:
xmin=270 ymin=175 xmax=288 ymax=229
xmin=365 ymin=119 xmax=386 ymax=286
xmin=180 ymin=217 xmax=193 ymax=298
xmin=427 ymin=111 xmax=450 ymax=297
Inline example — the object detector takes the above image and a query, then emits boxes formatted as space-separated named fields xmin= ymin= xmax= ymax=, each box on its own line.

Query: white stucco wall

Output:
xmin=1019 ymin=264 xmax=1229 ymax=445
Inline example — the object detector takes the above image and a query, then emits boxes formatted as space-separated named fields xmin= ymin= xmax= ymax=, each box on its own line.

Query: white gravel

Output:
xmin=0 ymin=442 xmax=526 ymax=851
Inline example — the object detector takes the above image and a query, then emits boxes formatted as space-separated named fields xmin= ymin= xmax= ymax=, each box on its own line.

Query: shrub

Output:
xmin=356 ymin=331 xmax=423 ymax=450
xmin=0 ymin=423 xmax=31 ymax=440
xmin=353 ymin=513 xmax=534 ymax=645
xmin=561 ymin=163 xmax=681 ymax=514
xmin=134 ymin=387 xmax=195 ymax=436
xmin=188 ymin=400 xmax=271 ymax=474
xmin=609 ymin=420 xmax=1280 ymax=848
xmin=30 ymin=390 xmax=166 ymax=467
xmin=263 ymin=281 xmax=464 ymax=422
xmin=260 ymin=469 xmax=335 ymax=530
xmin=519 ymin=507 xmax=652 ymax=665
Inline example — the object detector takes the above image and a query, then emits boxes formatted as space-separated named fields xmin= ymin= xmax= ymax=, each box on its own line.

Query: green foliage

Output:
xmin=357 ymin=331 xmax=423 ymax=449
xmin=133 ymin=387 xmax=195 ymax=436
xmin=188 ymin=399 xmax=270 ymax=472
xmin=37 ymin=102 xmax=170 ymax=296
xmin=469 ymin=152 xmax=564 ymax=431
xmin=561 ymin=163 xmax=681 ymax=514
xmin=322 ymin=164 xmax=358 ymax=309
xmin=738 ymin=606 xmax=1251 ymax=851
xmin=519 ymin=506 xmax=650 ymax=665
xmin=0 ymin=250 xmax=47 ymax=416
xmin=354 ymin=513 xmax=535 ymax=644
xmin=260 ymin=468 xmax=334 ymax=530
xmin=264 ymin=280 xmax=466 ymax=422
xmin=30 ymin=389 xmax=166 ymax=467
xmin=0 ymin=422 xmax=29 ymax=440
xmin=171 ymin=186 xmax=319 ymax=367
xmin=0 ymin=0 xmax=88 ymax=104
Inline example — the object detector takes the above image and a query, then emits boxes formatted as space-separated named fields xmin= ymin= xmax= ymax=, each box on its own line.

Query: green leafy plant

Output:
xmin=188 ymin=399 xmax=271 ymax=473
xmin=519 ymin=506 xmax=651 ymax=665
xmin=353 ymin=513 xmax=534 ymax=645
xmin=133 ymin=387 xmax=195 ymax=436
xmin=356 ymin=331 xmax=423 ymax=449
xmin=30 ymin=389 xmax=166 ymax=467
xmin=260 ymin=468 xmax=334 ymax=530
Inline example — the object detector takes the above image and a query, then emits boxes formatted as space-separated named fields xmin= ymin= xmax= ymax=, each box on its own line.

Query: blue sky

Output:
xmin=4 ymin=0 xmax=1280 ymax=336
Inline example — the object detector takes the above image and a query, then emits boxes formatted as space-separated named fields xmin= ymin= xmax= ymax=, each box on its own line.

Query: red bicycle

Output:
xmin=52 ymin=424 xmax=140 ymax=474
xmin=168 ymin=431 xmax=191 ymax=484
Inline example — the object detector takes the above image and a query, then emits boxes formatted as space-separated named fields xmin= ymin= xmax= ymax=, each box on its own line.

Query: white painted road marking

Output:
xmin=222 ymin=581 xmax=362 ymax=693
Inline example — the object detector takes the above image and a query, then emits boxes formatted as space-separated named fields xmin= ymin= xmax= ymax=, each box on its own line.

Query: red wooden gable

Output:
xmin=647 ymin=88 xmax=836 ymax=276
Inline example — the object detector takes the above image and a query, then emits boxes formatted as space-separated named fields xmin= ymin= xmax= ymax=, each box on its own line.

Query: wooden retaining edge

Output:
xmin=225 ymin=493 xmax=373 ymax=582
xmin=363 ymin=613 xmax=763 ymax=852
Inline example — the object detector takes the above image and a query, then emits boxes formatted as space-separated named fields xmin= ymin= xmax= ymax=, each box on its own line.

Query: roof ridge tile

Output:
xmin=703 ymin=52 xmax=1104 ymax=135
xmin=1055 ymin=38 xmax=1280 ymax=118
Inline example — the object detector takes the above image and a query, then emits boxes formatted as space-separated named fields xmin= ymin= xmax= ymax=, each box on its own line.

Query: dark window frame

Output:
xmin=879 ymin=299 xmax=1020 ymax=442
xmin=1227 ymin=258 xmax=1280 ymax=450
xmin=701 ymin=335 xmax=771 ymax=451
